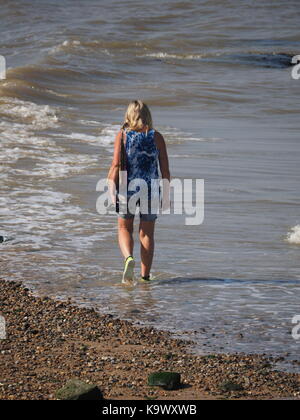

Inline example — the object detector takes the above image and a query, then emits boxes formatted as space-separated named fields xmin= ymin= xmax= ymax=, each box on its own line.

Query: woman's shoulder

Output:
xmin=153 ymin=130 xmax=165 ymax=148
xmin=153 ymin=129 xmax=163 ymax=138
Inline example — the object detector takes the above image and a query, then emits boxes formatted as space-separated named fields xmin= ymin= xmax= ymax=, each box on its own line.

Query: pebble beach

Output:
xmin=0 ymin=279 xmax=299 ymax=400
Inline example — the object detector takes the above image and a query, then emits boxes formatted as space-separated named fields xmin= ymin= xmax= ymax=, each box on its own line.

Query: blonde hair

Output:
xmin=122 ymin=100 xmax=153 ymax=131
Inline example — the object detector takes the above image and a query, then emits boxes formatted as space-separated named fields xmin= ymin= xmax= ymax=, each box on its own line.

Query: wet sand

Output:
xmin=0 ymin=279 xmax=299 ymax=400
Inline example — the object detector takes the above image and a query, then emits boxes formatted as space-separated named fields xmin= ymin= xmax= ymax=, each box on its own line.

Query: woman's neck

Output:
xmin=136 ymin=126 xmax=149 ymax=132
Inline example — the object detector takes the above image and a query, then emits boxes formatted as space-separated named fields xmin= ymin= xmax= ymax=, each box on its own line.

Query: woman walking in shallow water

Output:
xmin=108 ymin=100 xmax=170 ymax=284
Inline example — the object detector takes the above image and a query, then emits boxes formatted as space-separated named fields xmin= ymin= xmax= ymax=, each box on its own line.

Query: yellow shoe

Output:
xmin=140 ymin=275 xmax=152 ymax=283
xmin=122 ymin=256 xmax=135 ymax=284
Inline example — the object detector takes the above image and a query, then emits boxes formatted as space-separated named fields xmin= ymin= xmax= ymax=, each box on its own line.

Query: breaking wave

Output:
xmin=286 ymin=225 xmax=300 ymax=245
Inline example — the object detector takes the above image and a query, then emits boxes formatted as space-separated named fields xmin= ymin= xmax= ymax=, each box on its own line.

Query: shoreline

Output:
xmin=0 ymin=279 xmax=299 ymax=400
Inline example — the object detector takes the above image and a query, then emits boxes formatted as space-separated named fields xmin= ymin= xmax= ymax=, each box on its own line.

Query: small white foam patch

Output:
xmin=139 ymin=51 xmax=222 ymax=61
xmin=286 ymin=225 xmax=300 ymax=245
xmin=78 ymin=120 xmax=103 ymax=126
xmin=50 ymin=40 xmax=81 ymax=54
xmin=141 ymin=52 xmax=204 ymax=60
xmin=50 ymin=39 xmax=112 ymax=56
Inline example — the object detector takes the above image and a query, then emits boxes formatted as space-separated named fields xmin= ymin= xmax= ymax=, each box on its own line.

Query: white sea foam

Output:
xmin=159 ymin=125 xmax=221 ymax=144
xmin=0 ymin=122 xmax=54 ymax=146
xmin=0 ymin=97 xmax=59 ymax=130
xmin=185 ymin=136 xmax=221 ymax=142
xmin=0 ymin=98 xmax=102 ymax=179
xmin=141 ymin=52 xmax=204 ymax=60
xmin=0 ymin=97 xmax=58 ymax=167
xmin=60 ymin=132 xmax=106 ymax=143
xmin=65 ymin=121 xmax=219 ymax=147
xmin=0 ymin=124 xmax=96 ymax=179
xmin=50 ymin=39 xmax=112 ymax=56
xmin=0 ymin=183 xmax=115 ymax=255
xmin=31 ymin=153 xmax=98 ymax=178
xmin=60 ymin=123 xmax=118 ymax=147
xmin=50 ymin=40 xmax=81 ymax=54
xmin=139 ymin=51 xmax=223 ymax=61
xmin=286 ymin=225 xmax=300 ymax=245
xmin=62 ymin=40 xmax=81 ymax=47
xmin=78 ymin=119 xmax=103 ymax=126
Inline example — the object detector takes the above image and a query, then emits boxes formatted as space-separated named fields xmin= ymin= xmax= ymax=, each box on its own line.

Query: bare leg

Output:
xmin=139 ymin=220 xmax=155 ymax=277
xmin=118 ymin=217 xmax=134 ymax=259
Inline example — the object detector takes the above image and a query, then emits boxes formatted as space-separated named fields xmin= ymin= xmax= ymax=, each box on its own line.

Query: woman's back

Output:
xmin=125 ymin=129 xmax=159 ymax=197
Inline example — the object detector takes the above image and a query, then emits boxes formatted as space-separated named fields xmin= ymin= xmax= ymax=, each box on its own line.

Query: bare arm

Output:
xmin=155 ymin=131 xmax=171 ymax=212
xmin=109 ymin=130 xmax=122 ymax=174
xmin=107 ymin=130 xmax=123 ymax=203
xmin=154 ymin=131 xmax=170 ymax=181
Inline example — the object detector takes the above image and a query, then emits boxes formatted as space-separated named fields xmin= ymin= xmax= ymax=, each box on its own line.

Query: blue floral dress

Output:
xmin=125 ymin=129 xmax=160 ymax=199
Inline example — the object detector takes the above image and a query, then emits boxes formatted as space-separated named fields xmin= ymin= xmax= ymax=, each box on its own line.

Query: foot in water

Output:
xmin=140 ymin=275 xmax=153 ymax=283
xmin=122 ymin=256 xmax=135 ymax=284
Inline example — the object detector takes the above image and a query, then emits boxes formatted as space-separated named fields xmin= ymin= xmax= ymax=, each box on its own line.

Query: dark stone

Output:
xmin=164 ymin=353 xmax=173 ymax=360
xmin=0 ymin=236 xmax=13 ymax=243
xmin=219 ymin=381 xmax=244 ymax=392
xmin=205 ymin=354 xmax=217 ymax=359
xmin=148 ymin=372 xmax=181 ymax=390
xmin=55 ymin=379 xmax=103 ymax=400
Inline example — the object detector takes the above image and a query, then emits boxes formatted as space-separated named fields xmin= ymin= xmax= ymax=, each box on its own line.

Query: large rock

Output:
xmin=219 ymin=381 xmax=244 ymax=392
xmin=55 ymin=379 xmax=103 ymax=400
xmin=148 ymin=372 xmax=181 ymax=390
xmin=0 ymin=236 xmax=12 ymax=243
